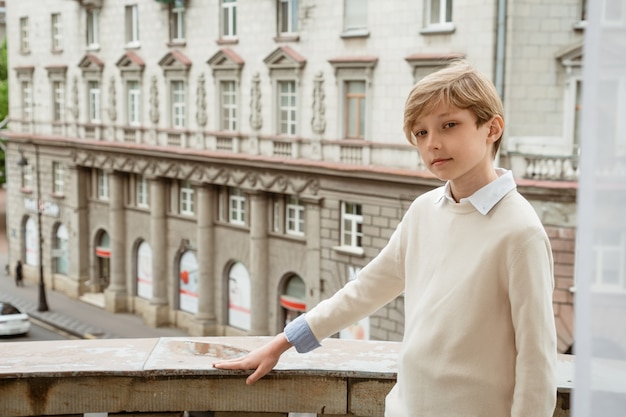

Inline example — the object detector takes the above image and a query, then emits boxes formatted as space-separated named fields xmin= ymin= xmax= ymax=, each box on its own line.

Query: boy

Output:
xmin=214 ymin=60 xmax=557 ymax=417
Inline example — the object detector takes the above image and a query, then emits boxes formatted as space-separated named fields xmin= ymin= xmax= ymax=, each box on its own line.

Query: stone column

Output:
xmin=248 ymin=190 xmax=269 ymax=335
xmin=104 ymin=171 xmax=128 ymax=312
xmin=189 ymin=184 xmax=217 ymax=336
xmin=303 ymin=197 xmax=323 ymax=308
xmin=145 ymin=176 xmax=169 ymax=327
xmin=65 ymin=164 xmax=90 ymax=298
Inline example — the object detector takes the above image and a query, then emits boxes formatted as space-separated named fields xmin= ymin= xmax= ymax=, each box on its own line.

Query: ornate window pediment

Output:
xmin=328 ymin=55 xmax=377 ymax=85
xmin=116 ymin=51 xmax=145 ymax=73
xmin=158 ymin=50 xmax=192 ymax=72
xmin=556 ymin=41 xmax=583 ymax=68
xmin=264 ymin=46 xmax=306 ymax=71
xmin=404 ymin=52 xmax=465 ymax=83
xmin=78 ymin=53 xmax=104 ymax=74
xmin=207 ymin=47 xmax=244 ymax=76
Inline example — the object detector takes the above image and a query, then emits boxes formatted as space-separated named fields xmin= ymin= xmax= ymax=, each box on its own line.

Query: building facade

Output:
xmin=3 ymin=0 xmax=581 ymax=350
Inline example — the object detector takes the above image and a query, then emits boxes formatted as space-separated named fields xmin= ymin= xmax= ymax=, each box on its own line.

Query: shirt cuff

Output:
xmin=284 ymin=314 xmax=322 ymax=353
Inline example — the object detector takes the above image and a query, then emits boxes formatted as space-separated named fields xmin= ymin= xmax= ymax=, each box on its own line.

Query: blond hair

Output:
xmin=403 ymin=60 xmax=504 ymax=156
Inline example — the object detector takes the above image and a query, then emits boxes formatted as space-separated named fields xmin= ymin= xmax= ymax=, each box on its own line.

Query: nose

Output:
xmin=424 ymin=132 xmax=441 ymax=150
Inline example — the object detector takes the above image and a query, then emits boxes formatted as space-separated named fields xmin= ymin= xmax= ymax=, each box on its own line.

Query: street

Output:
xmin=0 ymin=320 xmax=68 ymax=341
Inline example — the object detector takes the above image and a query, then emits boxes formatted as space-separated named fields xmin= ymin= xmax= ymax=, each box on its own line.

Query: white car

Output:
xmin=0 ymin=302 xmax=31 ymax=336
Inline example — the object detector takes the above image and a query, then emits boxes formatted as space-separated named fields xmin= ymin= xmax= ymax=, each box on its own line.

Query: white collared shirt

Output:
xmin=437 ymin=168 xmax=516 ymax=215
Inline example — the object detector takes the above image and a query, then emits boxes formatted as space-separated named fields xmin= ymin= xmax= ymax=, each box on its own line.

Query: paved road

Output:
xmin=0 ymin=187 xmax=188 ymax=339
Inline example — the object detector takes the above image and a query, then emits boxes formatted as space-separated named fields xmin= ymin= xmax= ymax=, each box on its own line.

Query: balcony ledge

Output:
xmin=0 ymin=336 xmax=573 ymax=416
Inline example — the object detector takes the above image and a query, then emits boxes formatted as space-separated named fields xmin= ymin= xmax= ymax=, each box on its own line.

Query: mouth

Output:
xmin=431 ymin=158 xmax=451 ymax=167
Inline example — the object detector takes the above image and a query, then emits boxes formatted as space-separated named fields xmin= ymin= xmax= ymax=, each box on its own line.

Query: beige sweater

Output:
xmin=304 ymin=188 xmax=557 ymax=417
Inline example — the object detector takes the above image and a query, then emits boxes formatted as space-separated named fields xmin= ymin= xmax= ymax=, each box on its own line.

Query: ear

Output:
xmin=486 ymin=115 xmax=504 ymax=144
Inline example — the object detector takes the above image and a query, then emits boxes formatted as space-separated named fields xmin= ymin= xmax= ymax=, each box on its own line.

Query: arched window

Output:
xmin=228 ymin=262 xmax=251 ymax=331
xmin=53 ymin=223 xmax=69 ymax=275
xmin=95 ymin=231 xmax=110 ymax=288
xmin=24 ymin=217 xmax=38 ymax=266
xmin=136 ymin=241 xmax=153 ymax=299
xmin=179 ymin=251 xmax=198 ymax=314
xmin=280 ymin=274 xmax=306 ymax=327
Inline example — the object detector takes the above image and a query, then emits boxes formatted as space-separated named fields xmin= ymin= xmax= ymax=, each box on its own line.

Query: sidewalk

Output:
xmin=0 ymin=188 xmax=187 ymax=340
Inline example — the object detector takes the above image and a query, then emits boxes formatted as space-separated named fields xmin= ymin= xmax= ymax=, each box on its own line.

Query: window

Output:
xmin=593 ymin=230 xmax=626 ymax=292
xmin=345 ymin=81 xmax=366 ymax=139
xmin=21 ymin=81 xmax=33 ymax=121
xmin=53 ymin=162 xmax=64 ymax=195
xmin=278 ymin=0 xmax=298 ymax=35
xmin=136 ymin=175 xmax=149 ymax=208
xmin=20 ymin=17 xmax=30 ymax=53
xmin=341 ymin=202 xmax=363 ymax=248
xmin=170 ymin=0 xmax=186 ymax=42
xmin=425 ymin=0 xmax=453 ymax=28
xmin=51 ymin=13 xmax=63 ymax=51
xmin=278 ymin=81 xmax=297 ymax=135
xmin=86 ymin=8 xmax=99 ymax=48
xmin=125 ymin=4 xmax=140 ymax=46
xmin=53 ymin=224 xmax=69 ymax=275
xmin=127 ymin=80 xmax=141 ymax=126
xmin=88 ymin=80 xmax=101 ymax=123
xmin=52 ymin=81 xmax=65 ymax=122
xmin=221 ymin=0 xmax=237 ymax=38
xmin=171 ymin=80 xmax=186 ymax=128
xmin=286 ymin=196 xmax=305 ymax=236
xmin=97 ymin=169 xmax=109 ymax=200
xmin=180 ymin=181 xmax=195 ymax=216
xmin=343 ymin=0 xmax=368 ymax=34
xmin=22 ymin=164 xmax=33 ymax=190
xmin=229 ymin=188 xmax=246 ymax=225
xmin=220 ymin=80 xmax=237 ymax=131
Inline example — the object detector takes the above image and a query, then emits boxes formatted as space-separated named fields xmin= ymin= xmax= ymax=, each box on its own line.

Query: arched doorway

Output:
xmin=94 ymin=231 xmax=110 ymax=292
xmin=279 ymin=274 xmax=307 ymax=327
xmin=179 ymin=250 xmax=199 ymax=314
xmin=227 ymin=262 xmax=251 ymax=331
xmin=136 ymin=240 xmax=153 ymax=300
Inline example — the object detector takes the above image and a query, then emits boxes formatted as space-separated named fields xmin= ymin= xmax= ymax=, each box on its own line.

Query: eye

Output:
xmin=413 ymin=130 xmax=427 ymax=138
xmin=443 ymin=122 xmax=457 ymax=129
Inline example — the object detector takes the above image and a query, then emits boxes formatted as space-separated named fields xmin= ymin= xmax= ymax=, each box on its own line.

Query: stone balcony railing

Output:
xmin=1 ymin=337 xmax=573 ymax=417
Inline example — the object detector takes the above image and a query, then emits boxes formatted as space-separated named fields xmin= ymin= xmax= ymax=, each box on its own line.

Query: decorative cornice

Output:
xmin=72 ymin=151 xmax=320 ymax=195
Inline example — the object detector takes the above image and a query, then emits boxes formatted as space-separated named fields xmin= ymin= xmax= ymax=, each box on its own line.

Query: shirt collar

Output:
xmin=436 ymin=168 xmax=516 ymax=215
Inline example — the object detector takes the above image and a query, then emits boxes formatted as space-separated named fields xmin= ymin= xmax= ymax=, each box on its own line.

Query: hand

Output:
xmin=213 ymin=333 xmax=292 ymax=385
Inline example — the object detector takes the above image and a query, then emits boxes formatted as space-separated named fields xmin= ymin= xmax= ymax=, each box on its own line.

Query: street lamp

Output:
xmin=17 ymin=144 xmax=49 ymax=312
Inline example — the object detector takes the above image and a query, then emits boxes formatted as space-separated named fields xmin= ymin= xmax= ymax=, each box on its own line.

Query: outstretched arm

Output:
xmin=212 ymin=333 xmax=293 ymax=385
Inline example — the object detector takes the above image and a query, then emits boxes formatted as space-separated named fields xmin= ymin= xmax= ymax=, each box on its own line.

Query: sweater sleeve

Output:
xmin=508 ymin=231 xmax=557 ymax=417
xmin=304 ymin=220 xmax=406 ymax=342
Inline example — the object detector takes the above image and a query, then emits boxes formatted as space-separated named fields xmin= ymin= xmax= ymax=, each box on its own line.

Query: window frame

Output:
xmin=285 ymin=195 xmax=305 ymax=236
xmin=20 ymin=17 xmax=30 ymax=54
xmin=21 ymin=80 xmax=33 ymax=122
xmin=340 ymin=201 xmax=363 ymax=249
xmin=97 ymin=169 xmax=109 ymax=201
xmin=53 ymin=223 xmax=69 ymax=275
xmin=170 ymin=80 xmax=186 ymax=129
xmin=53 ymin=162 xmax=64 ymax=196
xmin=51 ymin=13 xmax=63 ymax=52
xmin=136 ymin=175 xmax=150 ymax=208
xmin=344 ymin=80 xmax=366 ymax=139
xmin=88 ymin=80 xmax=101 ymax=123
xmin=125 ymin=4 xmax=140 ymax=47
xmin=228 ymin=188 xmax=246 ymax=226
xmin=278 ymin=0 xmax=298 ymax=35
xmin=277 ymin=80 xmax=297 ymax=136
xmin=52 ymin=80 xmax=65 ymax=122
xmin=127 ymin=80 xmax=141 ymax=126
xmin=22 ymin=164 xmax=34 ymax=191
xmin=220 ymin=80 xmax=238 ymax=131
xmin=343 ymin=0 xmax=368 ymax=36
xmin=170 ymin=3 xmax=186 ymax=43
xmin=86 ymin=8 xmax=100 ymax=49
xmin=221 ymin=0 xmax=238 ymax=39
xmin=423 ymin=0 xmax=454 ymax=33
xmin=179 ymin=180 xmax=195 ymax=216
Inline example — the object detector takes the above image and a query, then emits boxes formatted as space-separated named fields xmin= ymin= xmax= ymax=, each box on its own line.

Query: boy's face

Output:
xmin=411 ymin=102 xmax=503 ymax=192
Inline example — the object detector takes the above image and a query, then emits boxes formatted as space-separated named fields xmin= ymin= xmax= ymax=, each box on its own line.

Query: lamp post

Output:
xmin=17 ymin=144 xmax=49 ymax=312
